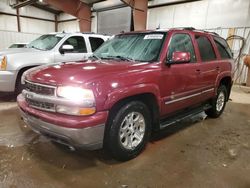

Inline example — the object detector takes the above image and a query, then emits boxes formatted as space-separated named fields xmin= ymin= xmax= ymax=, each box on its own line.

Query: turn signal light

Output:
xmin=79 ymin=107 xmax=96 ymax=115
xmin=0 ymin=56 xmax=7 ymax=70
xmin=56 ymin=105 xmax=96 ymax=116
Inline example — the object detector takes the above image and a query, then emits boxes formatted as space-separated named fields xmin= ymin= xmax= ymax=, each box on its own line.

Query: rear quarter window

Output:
xmin=195 ymin=35 xmax=216 ymax=62
xmin=213 ymin=36 xmax=233 ymax=59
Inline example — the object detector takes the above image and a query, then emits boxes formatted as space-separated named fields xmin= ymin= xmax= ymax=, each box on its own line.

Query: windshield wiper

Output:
xmin=91 ymin=54 xmax=101 ymax=61
xmin=106 ymin=55 xmax=135 ymax=62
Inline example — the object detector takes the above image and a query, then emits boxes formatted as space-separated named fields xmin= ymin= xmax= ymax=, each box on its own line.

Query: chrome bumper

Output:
xmin=0 ymin=70 xmax=17 ymax=92
xmin=19 ymin=108 xmax=105 ymax=150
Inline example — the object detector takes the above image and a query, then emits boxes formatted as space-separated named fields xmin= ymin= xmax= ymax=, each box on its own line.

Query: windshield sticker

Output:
xmin=144 ymin=34 xmax=163 ymax=40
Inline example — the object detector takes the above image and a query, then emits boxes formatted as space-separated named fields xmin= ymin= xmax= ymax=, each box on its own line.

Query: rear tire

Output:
xmin=104 ymin=101 xmax=151 ymax=161
xmin=205 ymin=85 xmax=227 ymax=118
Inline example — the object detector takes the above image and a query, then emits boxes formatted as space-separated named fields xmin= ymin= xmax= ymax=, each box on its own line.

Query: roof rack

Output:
xmin=182 ymin=27 xmax=196 ymax=30
xmin=80 ymin=32 xmax=95 ymax=34
xmin=181 ymin=27 xmax=220 ymax=36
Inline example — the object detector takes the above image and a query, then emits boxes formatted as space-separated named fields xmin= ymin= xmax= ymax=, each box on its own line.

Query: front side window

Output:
xmin=195 ymin=35 xmax=216 ymax=62
xmin=28 ymin=34 xmax=64 ymax=50
xmin=62 ymin=36 xmax=87 ymax=53
xmin=213 ymin=36 xmax=233 ymax=59
xmin=167 ymin=33 xmax=196 ymax=63
xmin=94 ymin=33 xmax=166 ymax=62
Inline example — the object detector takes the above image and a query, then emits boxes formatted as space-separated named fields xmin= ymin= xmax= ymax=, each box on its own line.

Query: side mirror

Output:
xmin=60 ymin=44 xmax=74 ymax=54
xmin=167 ymin=51 xmax=191 ymax=65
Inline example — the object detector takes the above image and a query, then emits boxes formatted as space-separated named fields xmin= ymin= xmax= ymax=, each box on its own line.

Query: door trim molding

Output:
xmin=165 ymin=88 xmax=214 ymax=105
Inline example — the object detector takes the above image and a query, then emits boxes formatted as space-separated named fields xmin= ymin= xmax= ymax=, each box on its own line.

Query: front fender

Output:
xmin=7 ymin=52 xmax=53 ymax=71
xmin=103 ymin=83 xmax=161 ymax=110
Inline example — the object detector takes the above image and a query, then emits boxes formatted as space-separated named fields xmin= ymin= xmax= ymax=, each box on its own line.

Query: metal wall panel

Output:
xmin=147 ymin=6 xmax=175 ymax=30
xmin=19 ymin=6 xmax=54 ymax=20
xmin=0 ymin=30 xmax=40 ymax=50
xmin=206 ymin=0 xmax=250 ymax=28
xmin=147 ymin=0 xmax=250 ymax=30
xmin=0 ymin=15 xmax=18 ymax=31
xmin=0 ymin=0 xmax=16 ymax=14
xmin=93 ymin=0 xmax=123 ymax=10
xmin=148 ymin=0 xmax=191 ymax=6
xmin=173 ymin=1 xmax=208 ymax=29
xmin=0 ymin=0 xmax=55 ymax=33
xmin=58 ymin=21 xmax=80 ymax=32
xmin=20 ymin=18 xmax=55 ymax=34
xmin=58 ymin=13 xmax=76 ymax=21
xmin=97 ymin=6 xmax=131 ymax=35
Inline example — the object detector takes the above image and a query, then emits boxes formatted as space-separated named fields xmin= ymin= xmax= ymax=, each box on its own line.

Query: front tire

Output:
xmin=205 ymin=85 xmax=227 ymax=118
xmin=104 ymin=101 xmax=151 ymax=161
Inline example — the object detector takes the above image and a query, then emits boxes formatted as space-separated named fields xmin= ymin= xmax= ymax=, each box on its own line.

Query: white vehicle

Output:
xmin=8 ymin=43 xmax=28 ymax=48
xmin=0 ymin=32 xmax=109 ymax=94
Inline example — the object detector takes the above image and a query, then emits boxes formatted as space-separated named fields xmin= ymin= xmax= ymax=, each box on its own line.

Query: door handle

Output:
xmin=216 ymin=66 xmax=220 ymax=71
xmin=196 ymin=69 xmax=201 ymax=74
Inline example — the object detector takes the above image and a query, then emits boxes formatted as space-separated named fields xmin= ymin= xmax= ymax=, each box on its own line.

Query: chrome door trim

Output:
xmin=165 ymin=88 xmax=214 ymax=105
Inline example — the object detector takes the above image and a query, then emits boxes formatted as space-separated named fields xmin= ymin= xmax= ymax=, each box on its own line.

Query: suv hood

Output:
xmin=0 ymin=48 xmax=39 ymax=56
xmin=26 ymin=60 xmax=152 ymax=86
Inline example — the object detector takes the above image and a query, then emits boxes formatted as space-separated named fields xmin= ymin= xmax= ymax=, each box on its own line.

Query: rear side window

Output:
xmin=213 ymin=36 xmax=232 ymax=59
xmin=167 ymin=33 xmax=196 ymax=62
xmin=195 ymin=35 xmax=216 ymax=62
xmin=89 ymin=37 xmax=104 ymax=52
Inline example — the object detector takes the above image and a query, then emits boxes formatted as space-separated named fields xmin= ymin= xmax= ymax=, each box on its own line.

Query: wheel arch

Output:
xmin=106 ymin=92 xmax=160 ymax=132
xmin=15 ymin=65 xmax=38 ymax=91
xmin=218 ymin=76 xmax=232 ymax=101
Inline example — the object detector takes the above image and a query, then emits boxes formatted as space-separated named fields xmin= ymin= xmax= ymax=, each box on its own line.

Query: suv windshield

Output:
xmin=27 ymin=34 xmax=64 ymax=51
xmin=94 ymin=32 xmax=166 ymax=62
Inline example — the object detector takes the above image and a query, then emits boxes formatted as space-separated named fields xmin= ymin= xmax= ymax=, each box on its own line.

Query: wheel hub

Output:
xmin=119 ymin=112 xmax=145 ymax=150
xmin=216 ymin=91 xmax=225 ymax=112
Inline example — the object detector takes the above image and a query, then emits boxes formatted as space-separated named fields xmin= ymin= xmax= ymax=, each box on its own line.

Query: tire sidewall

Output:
xmin=107 ymin=101 xmax=151 ymax=161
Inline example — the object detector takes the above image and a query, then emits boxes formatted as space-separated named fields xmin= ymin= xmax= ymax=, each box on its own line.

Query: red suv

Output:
xmin=18 ymin=28 xmax=233 ymax=161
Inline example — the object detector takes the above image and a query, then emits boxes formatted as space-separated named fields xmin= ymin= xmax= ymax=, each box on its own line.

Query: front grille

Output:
xmin=26 ymin=98 xmax=55 ymax=112
xmin=25 ymin=81 xmax=55 ymax=96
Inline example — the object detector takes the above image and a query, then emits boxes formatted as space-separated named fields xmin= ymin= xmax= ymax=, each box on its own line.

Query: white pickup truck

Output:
xmin=0 ymin=32 xmax=109 ymax=94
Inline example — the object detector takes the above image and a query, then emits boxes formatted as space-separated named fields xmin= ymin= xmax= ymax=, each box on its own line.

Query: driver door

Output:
xmin=160 ymin=32 xmax=203 ymax=116
xmin=54 ymin=36 xmax=89 ymax=63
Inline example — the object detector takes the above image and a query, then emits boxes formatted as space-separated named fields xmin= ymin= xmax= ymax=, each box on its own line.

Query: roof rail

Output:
xmin=185 ymin=28 xmax=220 ymax=36
xmin=182 ymin=27 xmax=196 ymax=30
xmin=80 ymin=32 xmax=95 ymax=34
xmin=169 ymin=27 xmax=220 ymax=36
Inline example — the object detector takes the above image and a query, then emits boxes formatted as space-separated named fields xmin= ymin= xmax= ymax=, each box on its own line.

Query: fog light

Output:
xmin=56 ymin=105 xmax=96 ymax=116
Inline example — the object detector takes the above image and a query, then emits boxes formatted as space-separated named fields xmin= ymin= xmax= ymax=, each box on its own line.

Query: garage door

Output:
xmin=97 ymin=6 xmax=132 ymax=35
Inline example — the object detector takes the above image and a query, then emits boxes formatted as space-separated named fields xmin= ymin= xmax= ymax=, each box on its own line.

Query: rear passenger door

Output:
xmin=195 ymin=34 xmax=219 ymax=100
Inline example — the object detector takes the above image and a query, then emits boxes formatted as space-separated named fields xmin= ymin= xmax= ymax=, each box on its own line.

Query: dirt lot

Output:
xmin=0 ymin=86 xmax=250 ymax=188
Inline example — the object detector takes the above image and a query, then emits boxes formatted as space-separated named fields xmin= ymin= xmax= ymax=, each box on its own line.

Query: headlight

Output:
xmin=56 ymin=86 xmax=96 ymax=115
xmin=0 ymin=56 xmax=7 ymax=71
xmin=57 ymin=86 xmax=95 ymax=103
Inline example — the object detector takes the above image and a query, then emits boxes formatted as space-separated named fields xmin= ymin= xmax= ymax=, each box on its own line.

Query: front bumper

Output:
xmin=0 ymin=70 xmax=17 ymax=92
xmin=17 ymin=94 xmax=108 ymax=150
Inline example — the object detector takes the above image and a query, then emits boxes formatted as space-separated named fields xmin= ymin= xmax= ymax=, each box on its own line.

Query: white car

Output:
xmin=8 ymin=43 xmax=28 ymax=48
xmin=0 ymin=32 xmax=109 ymax=94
